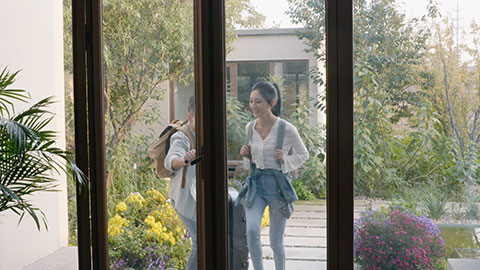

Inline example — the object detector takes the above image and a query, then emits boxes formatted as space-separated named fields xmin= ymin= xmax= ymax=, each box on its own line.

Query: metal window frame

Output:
xmin=72 ymin=0 xmax=354 ymax=269
xmin=326 ymin=0 xmax=354 ymax=269
xmin=72 ymin=0 xmax=108 ymax=269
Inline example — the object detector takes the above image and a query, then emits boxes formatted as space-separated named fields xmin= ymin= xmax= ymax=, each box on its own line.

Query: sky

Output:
xmin=249 ymin=0 xmax=480 ymax=34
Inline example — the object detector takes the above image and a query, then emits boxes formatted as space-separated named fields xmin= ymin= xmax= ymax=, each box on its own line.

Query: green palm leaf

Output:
xmin=0 ymin=67 xmax=87 ymax=230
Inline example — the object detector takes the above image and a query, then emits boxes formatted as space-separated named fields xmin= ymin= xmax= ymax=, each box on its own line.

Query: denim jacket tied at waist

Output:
xmin=235 ymin=164 xmax=298 ymax=218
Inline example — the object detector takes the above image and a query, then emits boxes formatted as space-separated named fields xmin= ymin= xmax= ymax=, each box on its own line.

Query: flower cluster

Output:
xmin=108 ymin=214 xmax=129 ymax=238
xmin=354 ymin=206 xmax=446 ymax=270
xmin=145 ymin=213 xmax=177 ymax=245
xmin=125 ymin=192 xmax=146 ymax=209
xmin=108 ymin=185 xmax=190 ymax=269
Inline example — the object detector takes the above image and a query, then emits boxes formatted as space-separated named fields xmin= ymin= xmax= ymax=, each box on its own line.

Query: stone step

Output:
xmin=295 ymin=204 xmax=368 ymax=212
xmin=291 ymin=211 xmax=326 ymax=219
xmin=296 ymin=199 xmax=369 ymax=206
xmin=289 ymin=211 xmax=362 ymax=219
xmin=261 ymin=236 xmax=326 ymax=247
xmin=286 ymin=218 xmax=326 ymax=227
xmin=262 ymin=227 xmax=326 ymax=237
xmin=262 ymin=246 xmax=326 ymax=260
xmin=447 ymin=259 xmax=480 ymax=270
xmin=249 ymin=259 xmax=326 ymax=270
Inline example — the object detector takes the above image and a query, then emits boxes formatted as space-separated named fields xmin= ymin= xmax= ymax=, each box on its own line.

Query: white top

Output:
xmin=243 ymin=118 xmax=309 ymax=173
xmin=164 ymin=124 xmax=196 ymax=220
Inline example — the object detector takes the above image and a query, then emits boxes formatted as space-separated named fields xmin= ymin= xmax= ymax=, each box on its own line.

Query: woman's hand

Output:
xmin=184 ymin=149 xmax=196 ymax=165
xmin=274 ymin=149 xmax=285 ymax=164
xmin=240 ymin=145 xmax=251 ymax=158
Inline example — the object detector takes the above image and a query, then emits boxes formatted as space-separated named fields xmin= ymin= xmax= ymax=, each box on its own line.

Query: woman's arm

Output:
xmin=281 ymin=123 xmax=309 ymax=173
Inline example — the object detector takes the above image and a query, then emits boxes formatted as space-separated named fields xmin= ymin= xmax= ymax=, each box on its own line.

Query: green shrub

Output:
xmin=388 ymin=199 xmax=420 ymax=216
xmin=450 ymin=203 xmax=464 ymax=220
xmin=421 ymin=190 xmax=448 ymax=221
xmin=464 ymin=189 xmax=479 ymax=220
xmin=292 ymin=180 xmax=316 ymax=201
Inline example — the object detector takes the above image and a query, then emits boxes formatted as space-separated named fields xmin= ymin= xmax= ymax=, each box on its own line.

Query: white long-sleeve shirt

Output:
xmin=164 ymin=124 xmax=196 ymax=220
xmin=243 ymin=118 xmax=309 ymax=174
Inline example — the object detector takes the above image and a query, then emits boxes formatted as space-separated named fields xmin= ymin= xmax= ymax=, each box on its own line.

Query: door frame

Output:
xmin=326 ymin=0 xmax=354 ymax=269
xmin=72 ymin=0 xmax=354 ymax=269
xmin=72 ymin=0 xmax=108 ymax=269
xmin=194 ymin=0 xmax=229 ymax=269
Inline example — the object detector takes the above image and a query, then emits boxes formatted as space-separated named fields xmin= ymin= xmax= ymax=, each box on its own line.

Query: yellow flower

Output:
xmin=126 ymin=192 xmax=145 ymax=209
xmin=147 ymin=188 xmax=165 ymax=203
xmin=145 ymin=213 xmax=181 ymax=245
xmin=108 ymin=214 xmax=128 ymax=238
xmin=115 ymin=201 xmax=128 ymax=212
xmin=261 ymin=206 xmax=270 ymax=229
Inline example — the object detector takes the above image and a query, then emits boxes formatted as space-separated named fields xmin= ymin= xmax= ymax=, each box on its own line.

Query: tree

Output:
xmin=63 ymin=0 xmax=265 ymax=183
xmin=288 ymin=0 xmax=436 ymax=196
xmin=422 ymin=17 xmax=480 ymax=186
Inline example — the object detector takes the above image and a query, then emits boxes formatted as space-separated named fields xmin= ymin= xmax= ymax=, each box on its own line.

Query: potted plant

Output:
xmin=0 ymin=67 xmax=86 ymax=230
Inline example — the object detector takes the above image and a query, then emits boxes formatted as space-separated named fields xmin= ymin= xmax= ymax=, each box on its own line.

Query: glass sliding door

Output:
xmin=225 ymin=1 xmax=327 ymax=269
xmin=101 ymin=0 xmax=197 ymax=269
xmin=353 ymin=0 xmax=480 ymax=269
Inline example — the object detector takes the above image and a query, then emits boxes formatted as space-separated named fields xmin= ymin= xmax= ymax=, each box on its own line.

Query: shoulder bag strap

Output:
xmin=177 ymin=123 xmax=194 ymax=189
xmin=246 ymin=121 xmax=254 ymax=161
xmin=276 ymin=119 xmax=286 ymax=165
xmin=276 ymin=118 xmax=286 ymax=150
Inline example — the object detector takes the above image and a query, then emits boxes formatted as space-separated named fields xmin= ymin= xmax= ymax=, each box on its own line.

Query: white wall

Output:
xmin=0 ymin=1 xmax=68 ymax=269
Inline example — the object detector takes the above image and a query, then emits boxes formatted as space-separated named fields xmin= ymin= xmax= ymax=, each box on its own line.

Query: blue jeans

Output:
xmin=172 ymin=201 xmax=197 ymax=270
xmin=245 ymin=172 xmax=287 ymax=270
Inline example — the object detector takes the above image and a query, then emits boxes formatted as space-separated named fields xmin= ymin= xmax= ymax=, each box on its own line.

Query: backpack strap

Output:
xmin=246 ymin=121 xmax=254 ymax=160
xmin=276 ymin=119 xmax=286 ymax=165
xmin=276 ymin=118 xmax=286 ymax=150
xmin=177 ymin=123 xmax=194 ymax=189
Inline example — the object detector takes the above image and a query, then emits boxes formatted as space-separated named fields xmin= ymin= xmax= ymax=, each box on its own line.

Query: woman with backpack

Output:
xmin=238 ymin=81 xmax=309 ymax=270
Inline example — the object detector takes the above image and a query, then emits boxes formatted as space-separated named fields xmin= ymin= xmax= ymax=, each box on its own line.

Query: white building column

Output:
xmin=0 ymin=1 xmax=68 ymax=269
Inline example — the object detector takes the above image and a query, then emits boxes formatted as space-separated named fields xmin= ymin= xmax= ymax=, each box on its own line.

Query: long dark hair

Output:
xmin=251 ymin=81 xmax=282 ymax=117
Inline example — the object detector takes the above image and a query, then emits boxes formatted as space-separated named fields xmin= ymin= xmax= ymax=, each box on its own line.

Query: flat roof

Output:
xmin=235 ymin=28 xmax=304 ymax=36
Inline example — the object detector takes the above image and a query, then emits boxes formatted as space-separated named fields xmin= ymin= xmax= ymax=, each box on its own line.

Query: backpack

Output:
xmin=148 ymin=120 xmax=194 ymax=188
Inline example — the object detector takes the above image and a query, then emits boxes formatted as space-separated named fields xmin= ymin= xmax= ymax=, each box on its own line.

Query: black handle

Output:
xmin=184 ymin=155 xmax=204 ymax=165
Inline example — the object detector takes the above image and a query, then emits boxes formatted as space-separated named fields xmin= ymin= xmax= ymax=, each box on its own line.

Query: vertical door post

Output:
xmin=194 ymin=0 xmax=228 ymax=269
xmin=326 ymin=0 xmax=354 ymax=269
xmin=72 ymin=0 xmax=107 ymax=268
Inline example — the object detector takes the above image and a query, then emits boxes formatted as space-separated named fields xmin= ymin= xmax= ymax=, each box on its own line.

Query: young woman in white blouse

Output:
xmin=239 ymin=81 xmax=309 ymax=270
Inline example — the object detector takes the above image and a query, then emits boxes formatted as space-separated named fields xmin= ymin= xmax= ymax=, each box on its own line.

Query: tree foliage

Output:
xmin=63 ymin=0 xmax=264 ymax=184
xmin=287 ymin=0 xmax=462 ymax=197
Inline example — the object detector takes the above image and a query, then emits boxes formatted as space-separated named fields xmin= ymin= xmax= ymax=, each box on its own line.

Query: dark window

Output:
xmin=229 ymin=60 xmax=309 ymax=118
xmin=236 ymin=62 xmax=270 ymax=102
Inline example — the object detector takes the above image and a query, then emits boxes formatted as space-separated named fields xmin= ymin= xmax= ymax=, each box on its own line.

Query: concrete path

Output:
xmin=248 ymin=200 xmax=369 ymax=270
xmin=22 ymin=200 xmax=380 ymax=270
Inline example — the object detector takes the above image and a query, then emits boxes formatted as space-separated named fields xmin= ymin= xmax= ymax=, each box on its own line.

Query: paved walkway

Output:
xmin=24 ymin=200 xmax=381 ymax=270
xmin=250 ymin=200 xmax=371 ymax=270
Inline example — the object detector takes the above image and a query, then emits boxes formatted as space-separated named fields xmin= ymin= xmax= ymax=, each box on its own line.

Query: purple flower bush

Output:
xmin=111 ymin=247 xmax=170 ymax=270
xmin=354 ymin=207 xmax=446 ymax=269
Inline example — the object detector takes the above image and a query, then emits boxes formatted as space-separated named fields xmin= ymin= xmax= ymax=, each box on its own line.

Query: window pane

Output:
xmin=103 ymin=1 xmax=197 ymax=269
xmin=237 ymin=62 xmax=270 ymax=103
xmin=353 ymin=0 xmax=480 ymax=269
xmin=226 ymin=1 xmax=326 ymax=269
